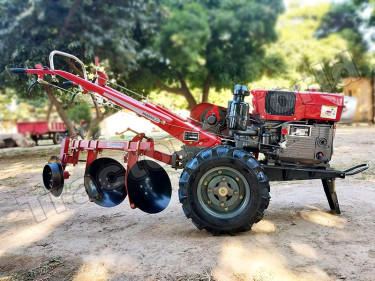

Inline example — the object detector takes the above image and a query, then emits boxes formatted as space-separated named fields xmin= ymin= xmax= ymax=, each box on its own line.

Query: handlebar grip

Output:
xmin=10 ymin=68 xmax=27 ymax=74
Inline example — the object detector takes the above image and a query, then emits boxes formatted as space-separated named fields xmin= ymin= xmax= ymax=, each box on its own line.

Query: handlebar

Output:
xmin=49 ymin=50 xmax=87 ymax=80
xmin=10 ymin=68 xmax=27 ymax=74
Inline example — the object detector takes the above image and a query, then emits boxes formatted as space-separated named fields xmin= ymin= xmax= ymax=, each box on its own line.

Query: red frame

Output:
xmin=26 ymin=67 xmax=222 ymax=148
xmin=23 ymin=65 xmax=222 ymax=209
xmin=59 ymin=136 xmax=173 ymax=208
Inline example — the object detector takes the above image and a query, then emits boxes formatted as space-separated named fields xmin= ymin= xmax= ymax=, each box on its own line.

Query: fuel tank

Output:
xmin=251 ymin=89 xmax=344 ymax=122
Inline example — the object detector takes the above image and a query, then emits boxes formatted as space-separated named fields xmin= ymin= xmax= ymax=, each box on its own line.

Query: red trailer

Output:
xmin=17 ymin=121 xmax=66 ymax=145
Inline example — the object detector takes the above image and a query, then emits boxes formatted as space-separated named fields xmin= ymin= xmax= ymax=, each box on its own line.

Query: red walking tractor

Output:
xmin=11 ymin=51 xmax=369 ymax=234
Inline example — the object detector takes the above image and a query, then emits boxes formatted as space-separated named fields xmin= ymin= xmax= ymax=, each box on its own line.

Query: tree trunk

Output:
xmin=59 ymin=0 xmax=81 ymax=38
xmin=154 ymin=78 xmax=197 ymax=109
xmin=84 ymin=112 xmax=116 ymax=140
xmin=65 ymin=59 xmax=107 ymax=135
xmin=44 ymin=85 xmax=76 ymax=136
xmin=179 ymin=77 xmax=197 ymax=109
xmin=202 ymin=76 xmax=212 ymax=103
xmin=46 ymin=103 xmax=54 ymax=121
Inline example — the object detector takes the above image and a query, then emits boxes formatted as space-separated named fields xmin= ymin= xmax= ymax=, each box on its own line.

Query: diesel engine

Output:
xmin=189 ymin=85 xmax=344 ymax=167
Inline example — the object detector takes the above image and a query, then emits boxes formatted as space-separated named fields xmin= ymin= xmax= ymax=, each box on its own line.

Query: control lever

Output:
xmin=26 ymin=80 xmax=39 ymax=97
xmin=71 ymin=92 xmax=78 ymax=103
xmin=62 ymin=81 xmax=79 ymax=103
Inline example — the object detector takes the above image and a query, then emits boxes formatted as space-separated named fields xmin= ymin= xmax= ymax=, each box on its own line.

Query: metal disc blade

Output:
xmin=84 ymin=157 xmax=127 ymax=207
xmin=127 ymin=160 xmax=172 ymax=214
xmin=43 ymin=162 xmax=64 ymax=197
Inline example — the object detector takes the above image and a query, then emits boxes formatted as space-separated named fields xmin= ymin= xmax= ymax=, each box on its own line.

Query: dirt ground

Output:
xmin=0 ymin=125 xmax=374 ymax=281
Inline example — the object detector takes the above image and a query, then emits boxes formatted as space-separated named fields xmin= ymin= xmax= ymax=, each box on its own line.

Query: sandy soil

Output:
xmin=0 ymin=125 xmax=374 ymax=281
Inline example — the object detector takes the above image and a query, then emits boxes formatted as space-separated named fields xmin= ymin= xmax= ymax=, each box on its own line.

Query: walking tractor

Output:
xmin=11 ymin=51 xmax=369 ymax=235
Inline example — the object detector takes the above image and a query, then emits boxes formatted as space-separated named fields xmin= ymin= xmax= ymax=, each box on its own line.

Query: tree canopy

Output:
xmin=252 ymin=0 xmax=374 ymax=94
xmin=126 ymin=0 xmax=285 ymax=108
xmin=0 ymin=0 xmax=160 ymax=135
xmin=0 ymin=0 xmax=373 ymax=128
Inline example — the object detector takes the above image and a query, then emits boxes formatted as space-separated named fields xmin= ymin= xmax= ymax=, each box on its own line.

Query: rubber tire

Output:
xmin=179 ymin=145 xmax=270 ymax=235
xmin=31 ymin=135 xmax=38 ymax=145
xmin=53 ymin=132 xmax=64 ymax=145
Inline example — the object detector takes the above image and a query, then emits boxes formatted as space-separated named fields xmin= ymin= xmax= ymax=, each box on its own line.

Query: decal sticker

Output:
xmin=184 ymin=132 xmax=199 ymax=142
xmin=321 ymin=105 xmax=338 ymax=119
xmin=107 ymin=142 xmax=124 ymax=149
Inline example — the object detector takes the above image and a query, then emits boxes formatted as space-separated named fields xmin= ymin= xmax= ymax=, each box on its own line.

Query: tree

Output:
xmin=126 ymin=0 xmax=285 ymax=108
xmin=251 ymin=1 xmax=372 ymax=93
xmin=352 ymin=0 xmax=375 ymax=27
xmin=0 ymin=0 xmax=160 ymax=136
xmin=316 ymin=1 xmax=372 ymax=78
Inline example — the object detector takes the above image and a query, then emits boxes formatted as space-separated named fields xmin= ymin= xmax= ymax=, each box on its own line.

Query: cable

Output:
xmin=106 ymin=80 xmax=146 ymax=100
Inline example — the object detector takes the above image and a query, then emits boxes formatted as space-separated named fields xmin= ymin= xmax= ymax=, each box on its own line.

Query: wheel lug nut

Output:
xmin=207 ymin=200 xmax=211 ymax=204
xmin=220 ymin=203 xmax=225 ymax=207
xmin=204 ymin=182 xmax=208 ymax=186
xmin=218 ymin=170 xmax=222 ymax=174
xmin=208 ymin=189 xmax=213 ymax=193
xmin=234 ymin=191 xmax=239 ymax=195
xmin=224 ymin=207 xmax=229 ymax=211
xmin=236 ymin=177 xmax=240 ymax=182
xmin=239 ymin=195 xmax=243 ymax=200
xmin=221 ymin=177 xmax=226 ymax=181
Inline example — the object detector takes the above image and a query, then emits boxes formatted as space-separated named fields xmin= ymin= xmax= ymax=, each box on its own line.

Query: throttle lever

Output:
xmin=63 ymin=81 xmax=75 ymax=86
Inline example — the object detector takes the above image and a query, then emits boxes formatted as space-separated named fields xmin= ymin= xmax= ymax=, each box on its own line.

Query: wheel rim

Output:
xmin=197 ymin=166 xmax=250 ymax=219
xmin=56 ymin=133 xmax=63 ymax=144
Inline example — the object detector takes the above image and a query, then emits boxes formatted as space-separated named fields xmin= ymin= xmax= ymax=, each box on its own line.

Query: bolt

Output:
xmin=207 ymin=200 xmax=211 ymax=204
xmin=239 ymin=195 xmax=243 ymax=200
xmin=220 ymin=203 xmax=225 ymax=207
xmin=221 ymin=177 xmax=226 ymax=181
xmin=218 ymin=170 xmax=222 ymax=174
xmin=235 ymin=177 xmax=240 ymax=182
xmin=199 ymin=142 xmax=202 ymax=145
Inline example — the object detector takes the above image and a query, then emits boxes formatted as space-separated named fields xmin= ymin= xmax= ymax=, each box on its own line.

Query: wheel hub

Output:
xmin=197 ymin=166 xmax=250 ymax=218
xmin=213 ymin=182 xmax=234 ymax=202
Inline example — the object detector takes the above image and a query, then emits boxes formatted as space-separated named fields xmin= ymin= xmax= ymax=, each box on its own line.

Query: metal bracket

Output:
xmin=322 ymin=178 xmax=341 ymax=214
